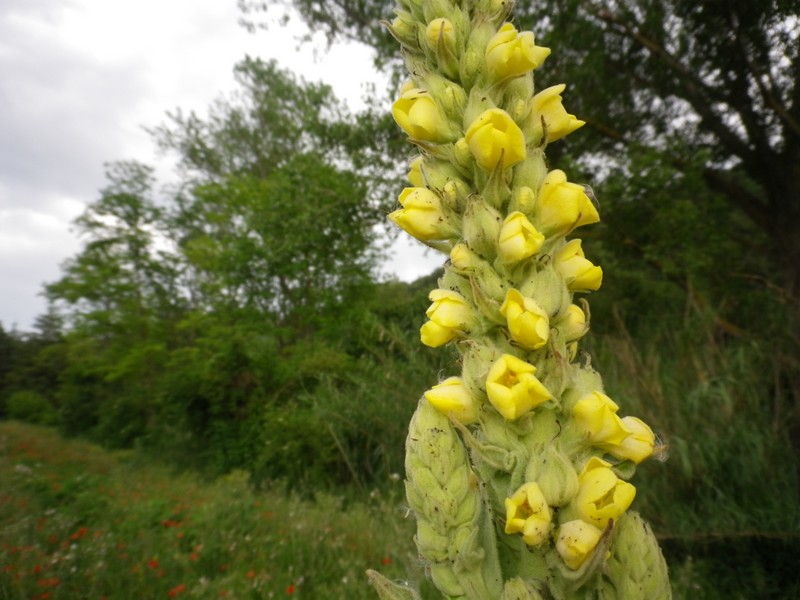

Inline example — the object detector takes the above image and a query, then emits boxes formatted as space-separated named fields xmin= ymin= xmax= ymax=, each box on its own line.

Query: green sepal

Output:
xmin=367 ymin=570 xmax=422 ymax=600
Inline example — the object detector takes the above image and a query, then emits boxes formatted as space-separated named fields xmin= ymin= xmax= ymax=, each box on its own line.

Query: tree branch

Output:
xmin=585 ymin=3 xmax=758 ymax=162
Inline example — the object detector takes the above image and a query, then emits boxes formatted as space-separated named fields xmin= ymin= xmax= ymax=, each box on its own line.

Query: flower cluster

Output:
xmin=376 ymin=1 xmax=671 ymax=598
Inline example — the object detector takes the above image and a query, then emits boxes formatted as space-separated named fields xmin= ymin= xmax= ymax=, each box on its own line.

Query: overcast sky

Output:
xmin=0 ymin=0 xmax=440 ymax=332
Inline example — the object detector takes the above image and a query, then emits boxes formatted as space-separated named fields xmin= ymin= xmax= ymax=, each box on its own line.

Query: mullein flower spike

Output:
xmin=378 ymin=1 xmax=671 ymax=598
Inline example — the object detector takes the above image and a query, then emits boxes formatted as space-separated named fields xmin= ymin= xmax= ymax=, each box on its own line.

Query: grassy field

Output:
xmin=2 ymin=417 xmax=798 ymax=599
xmin=0 ymin=421 xmax=439 ymax=600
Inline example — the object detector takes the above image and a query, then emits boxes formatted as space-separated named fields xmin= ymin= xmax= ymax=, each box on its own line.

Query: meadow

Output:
xmin=0 ymin=421 xmax=441 ymax=600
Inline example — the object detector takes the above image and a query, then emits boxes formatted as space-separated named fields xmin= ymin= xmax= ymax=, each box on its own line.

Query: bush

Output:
xmin=5 ymin=390 xmax=59 ymax=426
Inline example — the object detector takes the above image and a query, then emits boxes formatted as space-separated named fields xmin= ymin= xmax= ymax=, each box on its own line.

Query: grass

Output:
xmin=4 ymin=304 xmax=800 ymax=600
xmin=0 ymin=421 xmax=435 ymax=600
xmin=587 ymin=312 xmax=800 ymax=599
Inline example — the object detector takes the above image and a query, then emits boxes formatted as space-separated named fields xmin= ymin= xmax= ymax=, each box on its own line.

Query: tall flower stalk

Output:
xmin=369 ymin=1 xmax=671 ymax=598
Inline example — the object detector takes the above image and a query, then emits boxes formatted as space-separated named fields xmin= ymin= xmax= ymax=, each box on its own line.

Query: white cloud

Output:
xmin=0 ymin=0 xmax=433 ymax=332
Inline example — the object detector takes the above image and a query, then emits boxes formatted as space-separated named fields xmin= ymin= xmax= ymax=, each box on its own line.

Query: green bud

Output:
xmin=601 ymin=512 xmax=672 ymax=599
xmin=453 ymin=137 xmax=474 ymax=171
xmin=385 ymin=11 xmax=422 ymax=50
xmin=460 ymin=20 xmax=497 ymax=89
xmin=417 ymin=72 xmax=467 ymax=124
xmin=512 ymin=148 xmax=548 ymax=191
xmin=561 ymin=367 xmax=605 ymax=413
xmin=429 ymin=563 xmax=466 ymax=597
xmin=461 ymin=343 xmax=504 ymax=398
xmin=501 ymin=577 xmax=545 ymax=600
xmin=524 ymin=443 xmax=580 ymax=507
xmin=463 ymin=196 xmax=503 ymax=261
xmin=421 ymin=160 xmax=471 ymax=211
xmin=405 ymin=398 xmax=492 ymax=597
xmin=502 ymin=75 xmax=535 ymax=114
xmin=414 ymin=519 xmax=450 ymax=560
xmin=518 ymin=264 xmax=570 ymax=318
xmin=463 ymin=86 xmax=498 ymax=131
xmin=506 ymin=185 xmax=535 ymax=215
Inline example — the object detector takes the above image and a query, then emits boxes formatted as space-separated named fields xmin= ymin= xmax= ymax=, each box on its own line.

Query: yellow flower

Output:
xmin=465 ymin=108 xmax=526 ymax=171
xmin=554 ymin=239 xmax=603 ymax=292
xmin=407 ymin=156 xmax=425 ymax=187
xmin=420 ymin=289 xmax=472 ymax=347
xmin=498 ymin=211 xmax=544 ymax=264
xmin=425 ymin=17 xmax=456 ymax=51
xmin=530 ymin=84 xmax=585 ymax=143
xmin=556 ymin=520 xmax=604 ymax=570
xmin=537 ymin=169 xmax=600 ymax=235
xmin=576 ymin=460 xmax=636 ymax=529
xmin=424 ymin=377 xmax=479 ymax=425
xmin=500 ymin=289 xmax=550 ymax=350
xmin=557 ymin=304 xmax=588 ymax=342
xmin=392 ymin=88 xmax=453 ymax=143
xmin=485 ymin=23 xmax=550 ymax=81
xmin=572 ymin=391 xmax=631 ymax=446
xmin=388 ymin=187 xmax=447 ymax=241
xmin=601 ymin=416 xmax=656 ymax=464
xmin=504 ymin=482 xmax=551 ymax=546
xmin=486 ymin=354 xmax=552 ymax=420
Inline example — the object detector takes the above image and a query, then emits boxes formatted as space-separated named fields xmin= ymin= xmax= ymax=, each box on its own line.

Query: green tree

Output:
xmin=141 ymin=58 xmax=390 ymax=476
xmin=45 ymin=161 xmax=182 ymax=442
xmin=252 ymin=0 xmax=798 ymax=300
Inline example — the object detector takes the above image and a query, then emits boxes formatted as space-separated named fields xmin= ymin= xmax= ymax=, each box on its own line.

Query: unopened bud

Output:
xmin=524 ymin=444 xmax=579 ymax=507
xmin=601 ymin=512 xmax=672 ymax=599
xmin=463 ymin=196 xmax=503 ymax=260
xmin=387 ymin=12 xmax=421 ymax=49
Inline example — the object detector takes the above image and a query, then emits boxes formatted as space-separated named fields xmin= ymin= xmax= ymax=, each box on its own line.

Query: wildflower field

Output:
xmin=0 ymin=421 xmax=437 ymax=600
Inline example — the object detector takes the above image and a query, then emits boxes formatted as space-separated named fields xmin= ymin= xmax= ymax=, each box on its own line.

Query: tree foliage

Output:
xmin=252 ymin=0 xmax=799 ymax=309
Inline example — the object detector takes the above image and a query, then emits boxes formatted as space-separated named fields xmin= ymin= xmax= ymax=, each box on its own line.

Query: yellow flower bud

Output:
xmin=572 ymin=391 xmax=631 ymax=446
xmin=486 ymin=354 xmax=552 ymax=420
xmin=425 ymin=17 xmax=456 ymax=51
xmin=389 ymin=187 xmax=448 ymax=241
xmin=485 ymin=23 xmax=550 ymax=81
xmin=601 ymin=416 xmax=656 ymax=464
xmin=554 ymin=239 xmax=603 ymax=292
xmin=500 ymin=289 xmax=550 ymax=350
xmin=498 ymin=211 xmax=545 ymax=264
xmin=407 ymin=156 xmax=425 ymax=187
xmin=392 ymin=88 xmax=454 ymax=143
xmin=576 ymin=461 xmax=636 ymax=529
xmin=530 ymin=84 xmax=585 ymax=144
xmin=557 ymin=304 xmax=588 ymax=342
xmin=423 ymin=377 xmax=480 ymax=425
xmin=420 ymin=320 xmax=456 ymax=347
xmin=465 ymin=108 xmax=527 ymax=171
xmin=504 ymin=482 xmax=551 ymax=546
xmin=420 ymin=289 xmax=472 ymax=347
xmin=556 ymin=520 xmax=604 ymax=570
xmin=449 ymin=243 xmax=478 ymax=270
xmin=537 ymin=169 xmax=600 ymax=235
